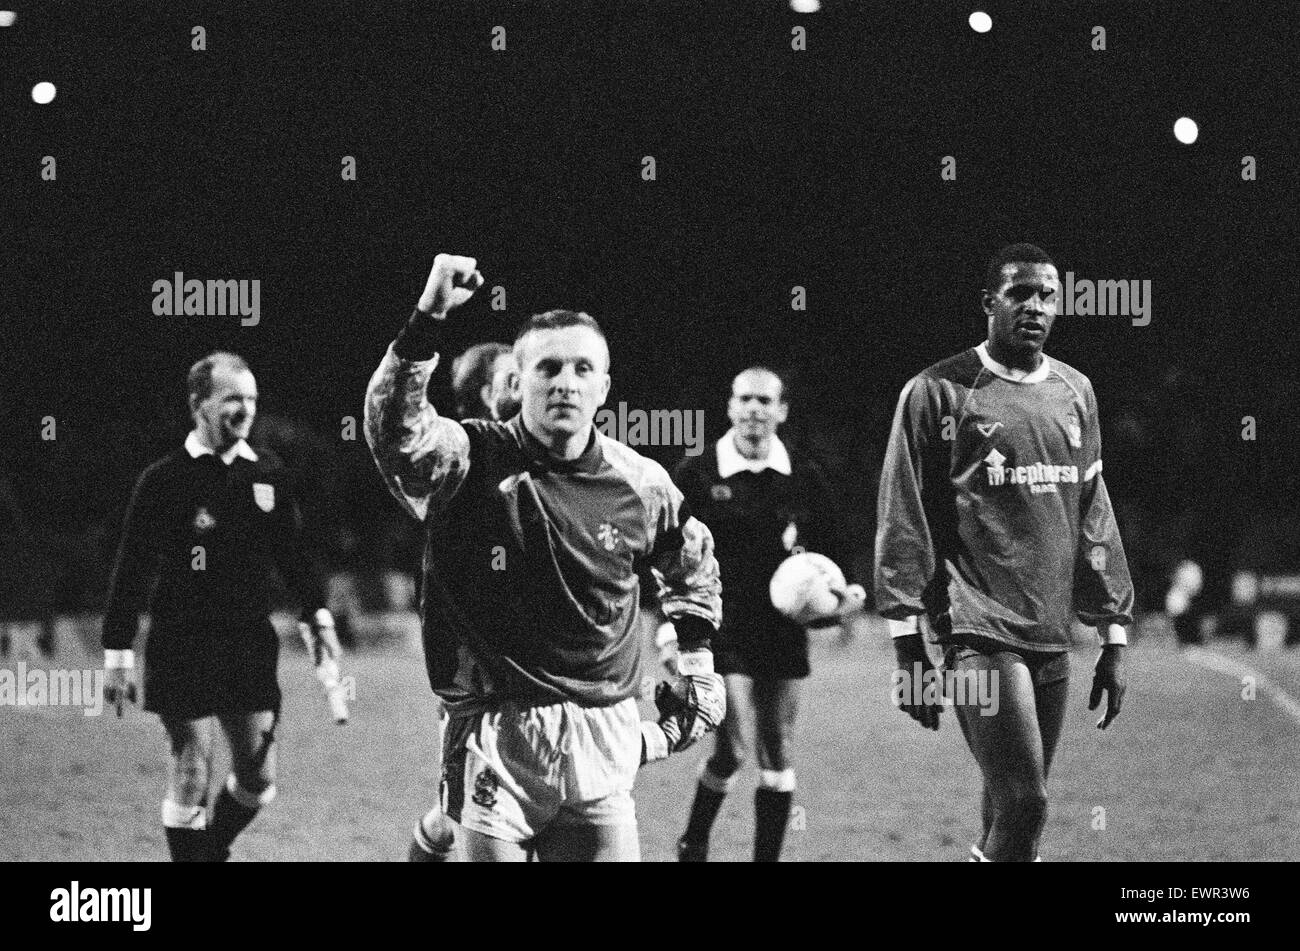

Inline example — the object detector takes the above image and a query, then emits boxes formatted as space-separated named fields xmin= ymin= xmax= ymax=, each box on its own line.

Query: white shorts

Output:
xmin=442 ymin=697 xmax=641 ymax=845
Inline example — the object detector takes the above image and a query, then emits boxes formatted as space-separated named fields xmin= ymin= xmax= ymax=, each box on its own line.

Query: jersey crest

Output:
xmin=252 ymin=483 xmax=276 ymax=513
xmin=194 ymin=507 xmax=216 ymax=532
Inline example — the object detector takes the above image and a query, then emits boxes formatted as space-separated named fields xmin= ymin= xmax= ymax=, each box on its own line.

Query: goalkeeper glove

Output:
xmin=890 ymin=619 xmax=941 ymax=732
xmin=640 ymin=648 xmax=726 ymax=764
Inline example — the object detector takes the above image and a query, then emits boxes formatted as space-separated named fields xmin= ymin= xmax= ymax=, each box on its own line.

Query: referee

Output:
xmin=103 ymin=352 xmax=334 ymax=862
xmin=672 ymin=367 xmax=856 ymax=862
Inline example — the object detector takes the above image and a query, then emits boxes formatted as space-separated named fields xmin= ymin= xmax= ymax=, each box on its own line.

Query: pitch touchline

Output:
xmin=1183 ymin=647 xmax=1300 ymax=726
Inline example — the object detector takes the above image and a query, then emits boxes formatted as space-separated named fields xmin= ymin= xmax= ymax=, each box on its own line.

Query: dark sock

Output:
xmin=164 ymin=827 xmax=212 ymax=862
xmin=684 ymin=781 xmax=727 ymax=844
xmin=754 ymin=788 xmax=793 ymax=862
xmin=209 ymin=786 xmax=260 ymax=860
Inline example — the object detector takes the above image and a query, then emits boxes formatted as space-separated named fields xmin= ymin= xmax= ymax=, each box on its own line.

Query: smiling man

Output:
xmin=103 ymin=352 xmax=333 ymax=861
xmin=365 ymin=253 xmax=724 ymax=862
xmin=874 ymin=243 xmax=1134 ymax=862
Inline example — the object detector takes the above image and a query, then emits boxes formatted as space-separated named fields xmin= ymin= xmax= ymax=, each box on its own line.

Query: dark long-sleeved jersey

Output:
xmin=874 ymin=343 xmax=1134 ymax=651
xmin=365 ymin=340 xmax=722 ymax=713
xmin=103 ymin=441 xmax=326 ymax=650
xmin=673 ymin=436 xmax=852 ymax=634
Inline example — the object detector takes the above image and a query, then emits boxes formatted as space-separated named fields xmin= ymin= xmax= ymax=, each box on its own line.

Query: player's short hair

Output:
xmin=984 ymin=243 xmax=1057 ymax=293
xmin=513 ymin=309 xmax=610 ymax=371
xmin=187 ymin=351 xmax=251 ymax=404
xmin=734 ymin=365 xmax=787 ymax=403
xmin=450 ymin=342 xmax=511 ymax=419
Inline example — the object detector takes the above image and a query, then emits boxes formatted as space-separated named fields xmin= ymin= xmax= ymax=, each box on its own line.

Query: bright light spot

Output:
xmin=0 ymin=11 xmax=17 ymax=27
xmin=969 ymin=11 xmax=992 ymax=33
xmin=32 ymin=81 xmax=56 ymax=104
xmin=790 ymin=0 xmax=821 ymax=12
xmin=1173 ymin=116 xmax=1199 ymax=144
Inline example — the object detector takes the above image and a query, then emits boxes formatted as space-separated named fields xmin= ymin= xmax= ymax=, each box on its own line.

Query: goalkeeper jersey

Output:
xmin=874 ymin=342 xmax=1134 ymax=651
xmin=365 ymin=330 xmax=722 ymax=714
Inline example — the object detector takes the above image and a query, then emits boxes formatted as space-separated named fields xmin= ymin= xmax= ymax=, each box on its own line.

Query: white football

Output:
xmin=770 ymin=552 xmax=850 ymax=624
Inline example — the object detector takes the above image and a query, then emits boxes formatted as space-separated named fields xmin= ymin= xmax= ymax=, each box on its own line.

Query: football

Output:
xmin=770 ymin=551 xmax=859 ymax=624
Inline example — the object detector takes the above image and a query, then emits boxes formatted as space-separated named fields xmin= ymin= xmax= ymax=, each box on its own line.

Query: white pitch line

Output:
xmin=1183 ymin=647 xmax=1300 ymax=726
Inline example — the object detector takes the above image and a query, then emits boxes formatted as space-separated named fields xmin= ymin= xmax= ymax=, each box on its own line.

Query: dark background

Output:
xmin=2 ymin=1 xmax=1297 ymax=617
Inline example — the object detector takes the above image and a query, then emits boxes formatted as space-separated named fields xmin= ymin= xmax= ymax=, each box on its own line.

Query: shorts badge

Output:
xmin=710 ymin=484 xmax=732 ymax=502
xmin=252 ymin=482 xmax=276 ymax=513
xmin=194 ymin=507 xmax=216 ymax=532
xmin=472 ymin=767 xmax=500 ymax=809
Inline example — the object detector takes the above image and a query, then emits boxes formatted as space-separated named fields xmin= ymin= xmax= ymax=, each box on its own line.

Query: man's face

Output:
xmin=486 ymin=351 xmax=521 ymax=421
xmin=728 ymin=370 xmax=787 ymax=441
xmin=193 ymin=366 xmax=257 ymax=449
xmin=983 ymin=262 xmax=1061 ymax=358
xmin=516 ymin=326 xmax=611 ymax=441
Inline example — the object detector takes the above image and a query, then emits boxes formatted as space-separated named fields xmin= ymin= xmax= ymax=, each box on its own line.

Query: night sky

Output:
xmin=3 ymin=1 xmax=1297 ymax=603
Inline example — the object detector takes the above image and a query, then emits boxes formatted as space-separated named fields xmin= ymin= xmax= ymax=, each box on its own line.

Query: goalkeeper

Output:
xmin=365 ymin=253 xmax=724 ymax=862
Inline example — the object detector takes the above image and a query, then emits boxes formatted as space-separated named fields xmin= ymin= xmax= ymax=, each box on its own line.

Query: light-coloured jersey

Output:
xmin=874 ymin=344 xmax=1134 ymax=651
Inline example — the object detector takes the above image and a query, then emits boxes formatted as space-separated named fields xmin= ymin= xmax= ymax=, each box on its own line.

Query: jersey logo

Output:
xmin=194 ymin=507 xmax=216 ymax=532
xmin=1067 ymin=418 xmax=1083 ymax=449
xmin=252 ymin=483 xmax=275 ymax=513
xmin=471 ymin=767 xmax=499 ymax=809
xmin=976 ymin=421 xmax=1003 ymax=438
xmin=597 ymin=522 xmax=622 ymax=551
xmin=710 ymin=484 xmax=733 ymax=502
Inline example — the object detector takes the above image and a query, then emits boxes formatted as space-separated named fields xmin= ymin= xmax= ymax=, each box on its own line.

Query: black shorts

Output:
xmin=713 ymin=615 xmax=810 ymax=680
xmin=941 ymin=633 xmax=1070 ymax=688
xmin=143 ymin=616 xmax=282 ymax=720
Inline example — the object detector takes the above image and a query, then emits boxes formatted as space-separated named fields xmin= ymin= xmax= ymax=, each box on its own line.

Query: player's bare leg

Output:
xmin=459 ymin=826 xmax=532 ymax=862
xmin=410 ymin=710 xmax=457 ymax=862
xmin=753 ymin=677 xmax=800 ymax=862
xmin=536 ymin=811 xmax=640 ymax=863
xmin=960 ymin=664 xmax=1069 ymax=860
xmin=679 ymin=673 xmax=753 ymax=861
xmin=953 ymin=651 xmax=1049 ymax=862
xmin=208 ymin=710 xmax=278 ymax=861
xmin=160 ymin=716 xmax=215 ymax=861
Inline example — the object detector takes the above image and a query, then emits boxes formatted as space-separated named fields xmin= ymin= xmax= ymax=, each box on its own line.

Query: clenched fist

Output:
xmin=417 ymin=253 xmax=484 ymax=317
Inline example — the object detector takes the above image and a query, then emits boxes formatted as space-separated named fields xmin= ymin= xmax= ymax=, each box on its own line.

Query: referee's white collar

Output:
xmin=185 ymin=430 xmax=258 ymax=465
xmin=976 ymin=341 xmax=1052 ymax=384
xmin=717 ymin=429 xmax=792 ymax=477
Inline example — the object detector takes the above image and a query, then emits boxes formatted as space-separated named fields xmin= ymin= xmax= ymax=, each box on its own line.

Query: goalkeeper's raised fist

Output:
xmin=417 ymin=253 xmax=484 ymax=317
xmin=640 ymin=650 xmax=726 ymax=764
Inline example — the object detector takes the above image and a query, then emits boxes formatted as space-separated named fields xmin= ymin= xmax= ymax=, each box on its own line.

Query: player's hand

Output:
xmin=104 ymin=667 xmax=138 ymax=718
xmin=1089 ymin=644 xmax=1126 ymax=729
xmin=654 ymin=650 xmax=726 ymax=756
xmin=417 ymin=253 xmax=484 ymax=317
xmin=892 ymin=632 xmax=941 ymax=731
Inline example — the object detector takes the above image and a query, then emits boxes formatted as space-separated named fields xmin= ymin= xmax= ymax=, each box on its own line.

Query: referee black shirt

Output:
xmin=103 ymin=432 xmax=326 ymax=651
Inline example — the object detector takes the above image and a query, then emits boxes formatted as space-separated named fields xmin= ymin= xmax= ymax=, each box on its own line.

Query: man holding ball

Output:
xmin=670 ymin=368 xmax=858 ymax=862
xmin=365 ymin=253 xmax=725 ymax=862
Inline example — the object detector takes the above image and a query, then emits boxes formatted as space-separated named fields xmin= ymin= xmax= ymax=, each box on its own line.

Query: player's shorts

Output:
xmin=941 ymin=633 xmax=1070 ymax=689
xmin=441 ymin=697 xmax=641 ymax=845
xmin=143 ymin=616 xmax=282 ymax=719
xmin=713 ymin=613 xmax=811 ymax=680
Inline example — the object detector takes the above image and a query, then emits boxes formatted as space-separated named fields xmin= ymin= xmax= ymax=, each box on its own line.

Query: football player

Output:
xmin=366 ymin=253 xmax=725 ymax=862
xmin=103 ymin=352 xmax=335 ymax=861
xmin=874 ymin=244 xmax=1134 ymax=862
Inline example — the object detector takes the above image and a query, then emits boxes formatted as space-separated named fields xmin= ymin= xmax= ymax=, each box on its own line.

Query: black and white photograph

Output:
xmin=1 ymin=0 xmax=1294 ymax=923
